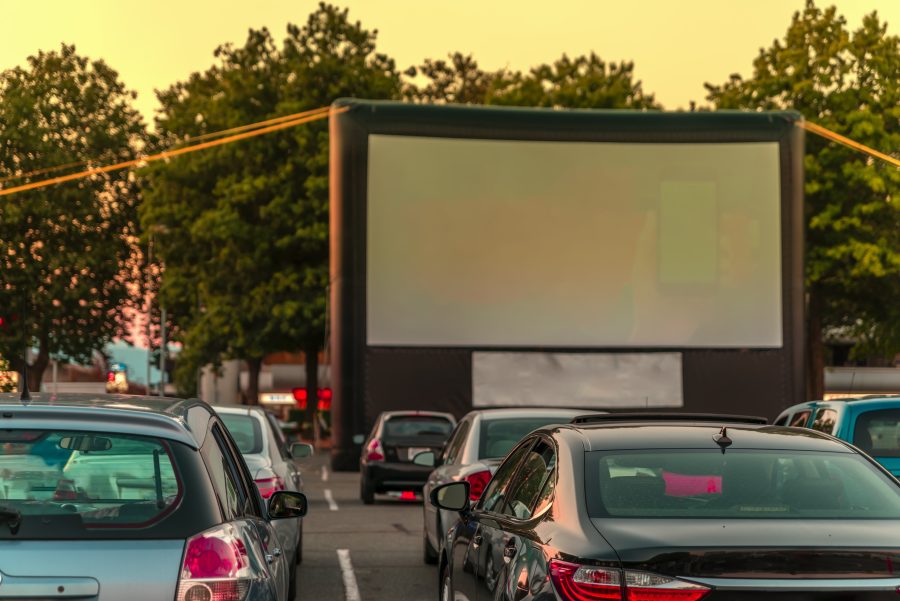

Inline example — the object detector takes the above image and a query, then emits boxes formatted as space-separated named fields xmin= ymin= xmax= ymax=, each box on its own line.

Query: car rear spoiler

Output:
xmin=570 ymin=413 xmax=768 ymax=425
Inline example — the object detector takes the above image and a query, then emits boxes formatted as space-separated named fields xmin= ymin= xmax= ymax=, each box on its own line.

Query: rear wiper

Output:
xmin=0 ymin=506 xmax=22 ymax=535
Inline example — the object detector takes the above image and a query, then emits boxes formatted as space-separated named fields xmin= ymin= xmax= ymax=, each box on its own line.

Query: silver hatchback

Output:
xmin=0 ymin=393 xmax=307 ymax=601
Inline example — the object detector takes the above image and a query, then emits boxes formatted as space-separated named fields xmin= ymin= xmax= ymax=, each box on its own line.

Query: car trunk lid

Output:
xmin=593 ymin=518 xmax=900 ymax=577
xmin=0 ymin=539 xmax=184 ymax=601
xmin=383 ymin=434 xmax=448 ymax=463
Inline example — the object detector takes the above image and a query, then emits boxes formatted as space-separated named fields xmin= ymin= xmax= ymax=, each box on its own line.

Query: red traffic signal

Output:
xmin=291 ymin=387 xmax=332 ymax=411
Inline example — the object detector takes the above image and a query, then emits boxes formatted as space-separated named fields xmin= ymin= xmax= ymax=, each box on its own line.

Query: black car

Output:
xmin=360 ymin=410 xmax=456 ymax=504
xmin=430 ymin=414 xmax=900 ymax=601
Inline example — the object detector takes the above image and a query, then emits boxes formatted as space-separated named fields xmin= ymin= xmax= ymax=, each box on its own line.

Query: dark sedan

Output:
xmin=430 ymin=414 xmax=900 ymax=601
xmin=360 ymin=410 xmax=456 ymax=504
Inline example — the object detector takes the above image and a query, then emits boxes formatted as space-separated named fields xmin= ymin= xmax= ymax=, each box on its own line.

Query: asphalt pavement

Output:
xmin=295 ymin=452 xmax=436 ymax=601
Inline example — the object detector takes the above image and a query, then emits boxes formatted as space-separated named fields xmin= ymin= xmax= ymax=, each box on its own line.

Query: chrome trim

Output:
xmin=684 ymin=576 xmax=900 ymax=591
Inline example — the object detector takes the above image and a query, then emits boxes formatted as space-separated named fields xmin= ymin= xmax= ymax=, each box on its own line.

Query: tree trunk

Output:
xmin=246 ymin=357 xmax=263 ymax=405
xmin=806 ymin=288 xmax=825 ymax=401
xmin=28 ymin=343 xmax=49 ymax=393
xmin=304 ymin=345 xmax=319 ymax=437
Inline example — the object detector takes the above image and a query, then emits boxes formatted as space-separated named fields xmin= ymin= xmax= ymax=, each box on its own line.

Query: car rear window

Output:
xmin=219 ymin=413 xmax=264 ymax=454
xmin=854 ymin=409 xmax=900 ymax=457
xmin=586 ymin=449 xmax=900 ymax=519
xmin=0 ymin=430 xmax=181 ymax=529
xmin=383 ymin=416 xmax=453 ymax=439
xmin=479 ymin=417 xmax=571 ymax=459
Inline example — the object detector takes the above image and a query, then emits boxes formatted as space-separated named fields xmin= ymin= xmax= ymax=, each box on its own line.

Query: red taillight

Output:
xmin=177 ymin=524 xmax=252 ymax=601
xmin=400 ymin=491 xmax=417 ymax=500
xmin=254 ymin=475 xmax=285 ymax=499
xmin=550 ymin=560 xmax=621 ymax=600
xmin=107 ymin=371 xmax=115 ymax=382
xmin=366 ymin=439 xmax=385 ymax=462
xmin=549 ymin=560 xmax=710 ymax=601
xmin=463 ymin=470 xmax=492 ymax=501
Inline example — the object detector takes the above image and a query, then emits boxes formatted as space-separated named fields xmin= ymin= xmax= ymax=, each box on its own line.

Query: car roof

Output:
xmin=561 ymin=422 xmax=853 ymax=453
xmin=0 ymin=393 xmax=213 ymax=449
xmin=380 ymin=410 xmax=455 ymax=419
xmin=471 ymin=407 xmax=595 ymax=420
xmin=213 ymin=404 xmax=267 ymax=416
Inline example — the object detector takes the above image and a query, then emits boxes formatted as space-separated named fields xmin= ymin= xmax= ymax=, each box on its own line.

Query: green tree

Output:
xmin=404 ymin=51 xmax=659 ymax=109
xmin=0 ymin=45 xmax=146 ymax=390
xmin=142 ymin=4 xmax=400 ymax=405
xmin=705 ymin=1 xmax=900 ymax=398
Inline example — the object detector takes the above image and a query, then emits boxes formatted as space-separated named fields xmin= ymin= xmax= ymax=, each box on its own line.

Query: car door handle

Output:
xmin=473 ymin=534 xmax=483 ymax=547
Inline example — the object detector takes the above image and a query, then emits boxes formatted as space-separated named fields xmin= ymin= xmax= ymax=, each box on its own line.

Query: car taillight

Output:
xmin=549 ymin=560 xmax=710 ymax=601
xmin=366 ymin=439 xmax=385 ymax=462
xmin=254 ymin=475 xmax=285 ymax=499
xmin=177 ymin=524 xmax=252 ymax=601
xmin=463 ymin=470 xmax=492 ymax=501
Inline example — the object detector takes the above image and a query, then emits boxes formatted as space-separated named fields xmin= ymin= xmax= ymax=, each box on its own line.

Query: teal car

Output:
xmin=775 ymin=395 xmax=900 ymax=476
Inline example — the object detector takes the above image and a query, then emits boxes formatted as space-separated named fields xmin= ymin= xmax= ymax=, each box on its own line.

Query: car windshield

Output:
xmin=0 ymin=430 xmax=181 ymax=527
xmin=384 ymin=416 xmax=453 ymax=439
xmin=219 ymin=413 xmax=264 ymax=454
xmin=479 ymin=417 xmax=571 ymax=459
xmin=586 ymin=449 xmax=900 ymax=519
xmin=854 ymin=409 xmax=900 ymax=458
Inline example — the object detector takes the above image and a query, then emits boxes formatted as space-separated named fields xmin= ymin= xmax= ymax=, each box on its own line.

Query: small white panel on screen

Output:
xmin=367 ymin=135 xmax=782 ymax=348
xmin=472 ymin=352 xmax=683 ymax=408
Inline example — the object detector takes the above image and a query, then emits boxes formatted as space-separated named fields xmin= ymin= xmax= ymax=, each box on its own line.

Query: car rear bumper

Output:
xmin=366 ymin=462 xmax=432 ymax=492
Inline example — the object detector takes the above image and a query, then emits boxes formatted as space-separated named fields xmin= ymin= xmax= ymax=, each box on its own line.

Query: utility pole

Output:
xmin=160 ymin=308 xmax=167 ymax=396
xmin=145 ymin=234 xmax=153 ymax=396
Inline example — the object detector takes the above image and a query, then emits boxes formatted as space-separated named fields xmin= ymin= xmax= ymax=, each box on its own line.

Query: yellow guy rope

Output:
xmin=799 ymin=121 xmax=900 ymax=169
xmin=0 ymin=106 xmax=340 ymax=196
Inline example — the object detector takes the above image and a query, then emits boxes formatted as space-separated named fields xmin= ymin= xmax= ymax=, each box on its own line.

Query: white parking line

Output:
xmin=337 ymin=549 xmax=361 ymax=601
xmin=322 ymin=465 xmax=329 ymax=482
xmin=324 ymin=488 xmax=339 ymax=511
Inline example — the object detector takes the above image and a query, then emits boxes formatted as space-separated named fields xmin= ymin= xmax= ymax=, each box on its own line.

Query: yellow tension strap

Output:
xmin=0 ymin=106 xmax=340 ymax=196
xmin=799 ymin=120 xmax=900 ymax=169
xmin=0 ymin=111 xmax=895 ymax=198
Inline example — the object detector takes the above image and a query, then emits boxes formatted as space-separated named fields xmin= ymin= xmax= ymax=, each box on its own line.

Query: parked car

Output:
xmin=360 ymin=410 xmax=456 ymax=504
xmin=215 ymin=404 xmax=313 ymax=564
xmin=415 ymin=407 xmax=592 ymax=565
xmin=775 ymin=395 xmax=900 ymax=476
xmin=430 ymin=413 xmax=900 ymax=601
xmin=0 ymin=393 xmax=308 ymax=601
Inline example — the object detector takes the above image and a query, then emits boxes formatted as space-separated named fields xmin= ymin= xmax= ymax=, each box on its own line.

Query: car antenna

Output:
xmin=19 ymin=293 xmax=31 ymax=404
xmin=713 ymin=426 xmax=731 ymax=453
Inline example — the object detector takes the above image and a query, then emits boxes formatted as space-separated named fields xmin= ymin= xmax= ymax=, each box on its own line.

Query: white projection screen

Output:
xmin=366 ymin=135 xmax=783 ymax=348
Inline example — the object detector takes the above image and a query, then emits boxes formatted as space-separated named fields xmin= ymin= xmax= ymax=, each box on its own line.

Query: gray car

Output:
xmin=0 ymin=393 xmax=308 ymax=601
xmin=216 ymin=405 xmax=312 ymax=564
xmin=416 ymin=407 xmax=592 ymax=564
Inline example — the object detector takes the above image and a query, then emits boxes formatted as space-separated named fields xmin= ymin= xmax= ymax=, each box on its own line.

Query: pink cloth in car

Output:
xmin=663 ymin=471 xmax=722 ymax=496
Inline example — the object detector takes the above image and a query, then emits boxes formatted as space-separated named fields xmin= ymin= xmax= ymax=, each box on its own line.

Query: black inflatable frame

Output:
xmin=329 ymin=99 xmax=805 ymax=470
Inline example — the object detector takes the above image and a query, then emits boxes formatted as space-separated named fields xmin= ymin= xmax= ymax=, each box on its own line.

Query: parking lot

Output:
xmin=297 ymin=453 xmax=434 ymax=601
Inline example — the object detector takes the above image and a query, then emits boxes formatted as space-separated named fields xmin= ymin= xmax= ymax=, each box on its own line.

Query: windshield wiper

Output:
xmin=0 ymin=506 xmax=22 ymax=535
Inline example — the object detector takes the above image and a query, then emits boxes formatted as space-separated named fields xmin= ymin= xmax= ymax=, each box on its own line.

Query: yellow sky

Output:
xmin=3 ymin=0 xmax=897 ymax=122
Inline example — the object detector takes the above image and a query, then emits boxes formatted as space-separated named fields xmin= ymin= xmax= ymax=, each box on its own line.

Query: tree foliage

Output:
xmin=0 ymin=44 xmax=145 ymax=389
xmin=142 ymin=4 xmax=399 ymax=401
xmin=705 ymin=1 xmax=900 ymax=394
xmin=404 ymin=51 xmax=659 ymax=109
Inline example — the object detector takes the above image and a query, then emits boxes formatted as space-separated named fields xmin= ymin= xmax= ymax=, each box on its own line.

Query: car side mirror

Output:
xmin=291 ymin=443 xmax=314 ymax=459
xmin=430 ymin=481 xmax=470 ymax=513
xmin=412 ymin=450 xmax=436 ymax=467
xmin=268 ymin=491 xmax=308 ymax=519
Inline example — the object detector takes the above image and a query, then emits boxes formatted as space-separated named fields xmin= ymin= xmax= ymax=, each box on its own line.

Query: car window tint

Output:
xmin=265 ymin=413 xmax=291 ymax=458
xmin=443 ymin=420 xmax=471 ymax=465
xmin=478 ymin=442 xmax=532 ymax=513
xmin=789 ymin=410 xmax=811 ymax=427
xmin=0 ymin=430 xmax=180 ymax=528
xmin=220 ymin=413 xmax=264 ymax=454
xmin=586 ymin=449 xmax=900 ymax=519
xmin=384 ymin=416 xmax=454 ymax=439
xmin=478 ymin=416 xmax=570 ymax=460
xmin=854 ymin=409 xmax=900 ymax=457
xmin=203 ymin=427 xmax=245 ymax=520
xmin=773 ymin=415 xmax=788 ymax=426
xmin=811 ymin=409 xmax=837 ymax=434
xmin=501 ymin=441 xmax=556 ymax=520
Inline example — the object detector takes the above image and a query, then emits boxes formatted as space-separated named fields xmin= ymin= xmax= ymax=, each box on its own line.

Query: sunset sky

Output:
xmin=4 ymin=0 xmax=897 ymax=123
